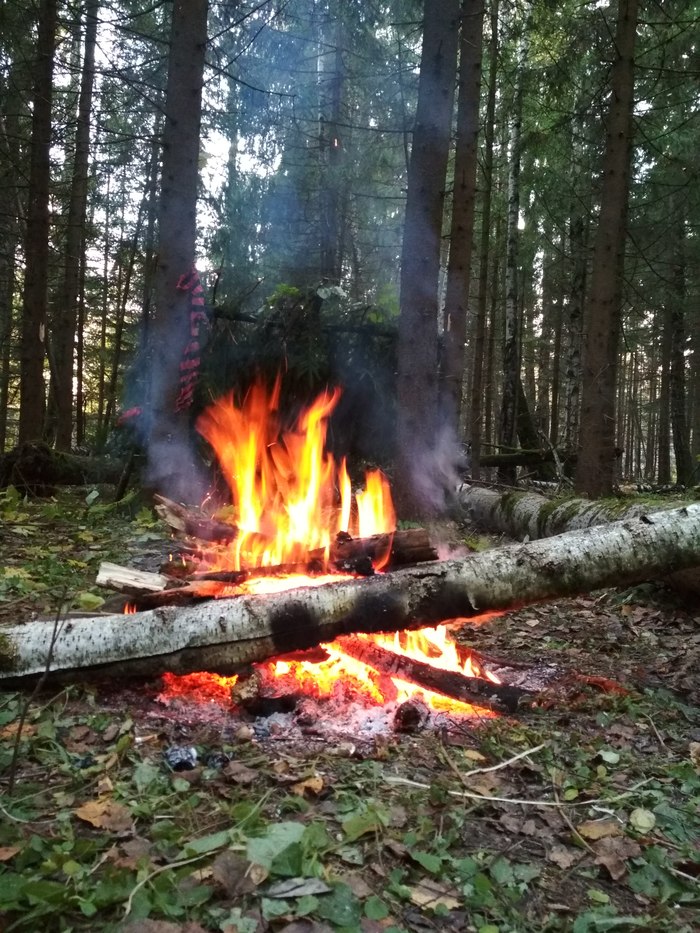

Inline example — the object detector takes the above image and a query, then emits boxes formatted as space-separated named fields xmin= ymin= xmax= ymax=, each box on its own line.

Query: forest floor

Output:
xmin=0 ymin=485 xmax=699 ymax=933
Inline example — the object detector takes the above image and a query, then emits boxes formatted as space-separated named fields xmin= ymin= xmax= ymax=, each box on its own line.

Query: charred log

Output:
xmin=336 ymin=636 xmax=531 ymax=713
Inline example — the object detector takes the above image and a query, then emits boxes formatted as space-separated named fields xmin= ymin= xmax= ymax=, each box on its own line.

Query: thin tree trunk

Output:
xmin=468 ymin=0 xmax=499 ymax=480
xmin=146 ymin=0 xmax=209 ymax=502
xmin=18 ymin=0 xmax=58 ymax=443
xmin=395 ymin=0 xmax=460 ymax=517
xmin=442 ymin=0 xmax=485 ymax=421
xmin=498 ymin=24 xmax=528 ymax=484
xmin=669 ymin=207 xmax=694 ymax=485
xmin=575 ymin=0 xmax=638 ymax=496
xmin=52 ymin=0 xmax=99 ymax=450
xmin=657 ymin=305 xmax=672 ymax=484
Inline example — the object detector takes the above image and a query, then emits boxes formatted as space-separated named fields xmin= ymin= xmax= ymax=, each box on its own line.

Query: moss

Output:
xmin=499 ymin=491 xmax=527 ymax=522
xmin=536 ymin=498 xmax=569 ymax=537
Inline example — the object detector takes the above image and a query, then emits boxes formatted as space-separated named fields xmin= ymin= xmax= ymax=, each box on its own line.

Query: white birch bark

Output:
xmin=2 ymin=505 xmax=699 ymax=684
xmin=457 ymin=484 xmax=668 ymax=540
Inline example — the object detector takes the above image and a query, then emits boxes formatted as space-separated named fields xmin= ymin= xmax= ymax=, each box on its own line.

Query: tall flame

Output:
xmin=196 ymin=378 xmax=395 ymax=573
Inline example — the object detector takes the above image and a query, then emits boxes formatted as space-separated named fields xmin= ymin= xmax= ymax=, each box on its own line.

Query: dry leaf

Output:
xmin=690 ymin=742 xmax=700 ymax=774
xmin=547 ymin=845 xmax=581 ymax=869
xmin=223 ymin=760 xmax=257 ymax=785
xmin=211 ymin=851 xmax=260 ymax=896
xmin=0 ymin=846 xmax=21 ymax=862
xmin=111 ymin=837 xmax=153 ymax=870
xmin=291 ymin=775 xmax=324 ymax=797
xmin=409 ymin=877 xmax=461 ymax=910
xmin=576 ymin=819 xmax=622 ymax=841
xmin=97 ymin=776 xmax=114 ymax=796
xmin=593 ymin=835 xmax=642 ymax=880
xmin=463 ymin=749 xmax=487 ymax=763
xmin=0 ymin=722 xmax=37 ymax=739
xmin=74 ymin=797 xmax=133 ymax=833
xmin=102 ymin=722 xmax=120 ymax=743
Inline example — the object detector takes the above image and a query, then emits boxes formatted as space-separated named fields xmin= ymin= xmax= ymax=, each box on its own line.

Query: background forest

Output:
xmin=1 ymin=0 xmax=699 ymax=511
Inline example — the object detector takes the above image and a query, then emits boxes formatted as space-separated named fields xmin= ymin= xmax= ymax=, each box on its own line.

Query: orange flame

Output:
xmin=155 ymin=378 xmax=501 ymax=718
xmin=195 ymin=378 xmax=395 ymax=577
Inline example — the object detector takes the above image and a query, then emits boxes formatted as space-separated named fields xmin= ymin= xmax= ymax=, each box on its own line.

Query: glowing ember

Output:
xmin=195 ymin=377 xmax=395 ymax=581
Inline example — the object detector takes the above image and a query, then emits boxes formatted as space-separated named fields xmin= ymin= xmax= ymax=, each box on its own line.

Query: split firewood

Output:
xmin=154 ymin=494 xmax=239 ymax=542
xmin=336 ymin=636 xmax=531 ymax=713
xmin=95 ymin=562 xmax=175 ymax=596
xmin=2 ymin=504 xmax=700 ymax=685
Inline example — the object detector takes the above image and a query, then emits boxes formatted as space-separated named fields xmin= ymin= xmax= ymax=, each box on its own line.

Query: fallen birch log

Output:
xmin=458 ymin=485 xmax=700 ymax=596
xmin=457 ymin=484 xmax=678 ymax=540
xmin=1 ymin=504 xmax=700 ymax=685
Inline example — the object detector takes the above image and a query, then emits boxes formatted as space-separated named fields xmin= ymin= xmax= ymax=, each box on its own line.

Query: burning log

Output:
xmin=336 ymin=636 xmax=531 ymax=713
xmin=1 ymin=504 xmax=700 ymax=685
xmin=94 ymin=528 xmax=439 ymax=609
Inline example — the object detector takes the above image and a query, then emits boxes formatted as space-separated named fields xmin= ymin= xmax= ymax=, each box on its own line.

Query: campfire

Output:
xmin=103 ymin=377 xmax=526 ymax=726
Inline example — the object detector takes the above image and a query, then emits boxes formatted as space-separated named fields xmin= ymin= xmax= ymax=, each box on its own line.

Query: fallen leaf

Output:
xmin=97 ymin=775 xmax=114 ymax=796
xmin=576 ymin=819 xmax=622 ymax=841
xmin=267 ymin=877 xmax=332 ymax=898
xmin=211 ymin=851 xmax=260 ymax=896
xmin=690 ymin=742 xmax=700 ymax=774
xmin=0 ymin=846 xmax=20 ymax=862
xmin=291 ymin=775 xmax=324 ymax=796
xmin=547 ymin=845 xmax=582 ymax=869
xmin=628 ymin=808 xmax=656 ymax=833
xmin=102 ymin=722 xmax=120 ymax=743
xmin=223 ymin=760 xmax=258 ymax=785
xmin=409 ymin=877 xmax=461 ymax=910
xmin=463 ymin=749 xmax=487 ymax=763
xmin=593 ymin=835 xmax=642 ymax=881
xmin=74 ymin=797 xmax=133 ymax=833
xmin=111 ymin=837 xmax=153 ymax=870
xmin=0 ymin=722 xmax=37 ymax=739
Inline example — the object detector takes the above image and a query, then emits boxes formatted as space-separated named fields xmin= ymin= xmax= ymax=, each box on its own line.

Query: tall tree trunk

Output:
xmin=574 ymin=0 xmax=638 ymax=497
xmin=52 ymin=0 xmax=99 ymax=450
xmin=468 ymin=0 xmax=499 ymax=480
xmin=497 ymin=25 xmax=528 ymax=485
xmin=669 ymin=206 xmax=694 ymax=485
xmin=0 ymin=67 xmax=25 ymax=451
xmin=18 ymin=0 xmax=58 ymax=444
xmin=657 ymin=305 xmax=672 ymax=485
xmin=395 ymin=0 xmax=460 ymax=517
xmin=442 ymin=0 xmax=485 ymax=421
xmin=319 ymin=23 xmax=344 ymax=285
xmin=562 ymin=121 xmax=590 ymax=450
xmin=146 ymin=0 xmax=209 ymax=502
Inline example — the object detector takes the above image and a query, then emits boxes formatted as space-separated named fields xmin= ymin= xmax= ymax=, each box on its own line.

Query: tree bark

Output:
xmin=575 ymin=0 xmax=638 ymax=497
xmin=498 ymin=24 xmax=529 ymax=486
xmin=442 ymin=0 xmax=485 ymax=421
xmin=51 ymin=0 xmax=99 ymax=450
xmin=395 ymin=0 xmax=460 ymax=518
xmin=2 ymin=504 xmax=700 ymax=684
xmin=145 ymin=0 xmax=209 ymax=502
xmin=468 ymin=0 xmax=499 ymax=480
xmin=18 ymin=0 xmax=58 ymax=443
xmin=457 ymin=483 xmax=680 ymax=541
